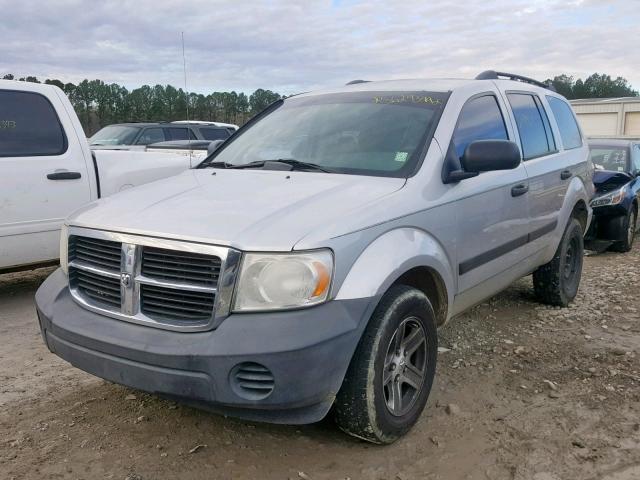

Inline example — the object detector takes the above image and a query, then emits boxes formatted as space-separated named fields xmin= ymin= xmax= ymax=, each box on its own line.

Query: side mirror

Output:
xmin=461 ymin=140 xmax=521 ymax=173
xmin=207 ymin=139 xmax=225 ymax=156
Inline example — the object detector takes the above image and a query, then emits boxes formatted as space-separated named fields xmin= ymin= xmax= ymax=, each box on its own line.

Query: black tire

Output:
xmin=533 ymin=218 xmax=584 ymax=307
xmin=334 ymin=285 xmax=437 ymax=444
xmin=609 ymin=206 xmax=637 ymax=253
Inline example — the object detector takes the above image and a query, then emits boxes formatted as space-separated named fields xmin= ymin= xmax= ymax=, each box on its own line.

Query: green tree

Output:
xmin=249 ymin=88 xmax=281 ymax=114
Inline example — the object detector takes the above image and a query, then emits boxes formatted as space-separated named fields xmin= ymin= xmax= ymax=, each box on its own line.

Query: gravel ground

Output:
xmin=1 ymin=245 xmax=639 ymax=480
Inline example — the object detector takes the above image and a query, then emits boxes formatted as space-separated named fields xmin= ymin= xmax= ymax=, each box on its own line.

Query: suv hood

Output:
xmin=69 ymin=169 xmax=406 ymax=251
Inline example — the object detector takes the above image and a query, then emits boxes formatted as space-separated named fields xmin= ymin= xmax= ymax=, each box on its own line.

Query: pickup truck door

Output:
xmin=0 ymin=86 xmax=92 ymax=269
xmin=449 ymin=93 xmax=531 ymax=310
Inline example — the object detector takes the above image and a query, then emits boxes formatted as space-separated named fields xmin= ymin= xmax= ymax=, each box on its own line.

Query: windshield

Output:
xmin=589 ymin=145 xmax=631 ymax=172
xmin=90 ymin=126 xmax=141 ymax=145
xmin=202 ymin=91 xmax=448 ymax=177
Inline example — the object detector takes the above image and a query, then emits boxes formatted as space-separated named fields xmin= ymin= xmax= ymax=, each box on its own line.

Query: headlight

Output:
xmin=60 ymin=224 xmax=69 ymax=275
xmin=591 ymin=188 xmax=625 ymax=207
xmin=233 ymin=250 xmax=333 ymax=312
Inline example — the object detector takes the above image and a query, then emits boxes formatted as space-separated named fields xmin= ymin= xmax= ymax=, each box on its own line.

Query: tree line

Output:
xmin=2 ymin=72 xmax=637 ymax=136
xmin=544 ymin=73 xmax=638 ymax=100
xmin=1 ymin=73 xmax=282 ymax=135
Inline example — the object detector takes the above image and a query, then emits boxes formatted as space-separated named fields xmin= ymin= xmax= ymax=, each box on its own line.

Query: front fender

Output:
xmin=335 ymin=228 xmax=454 ymax=320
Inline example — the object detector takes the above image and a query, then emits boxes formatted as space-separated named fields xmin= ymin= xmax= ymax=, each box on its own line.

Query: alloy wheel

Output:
xmin=383 ymin=317 xmax=428 ymax=417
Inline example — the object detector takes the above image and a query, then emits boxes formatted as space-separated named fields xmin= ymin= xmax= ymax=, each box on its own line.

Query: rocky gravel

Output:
xmin=1 ymin=245 xmax=639 ymax=480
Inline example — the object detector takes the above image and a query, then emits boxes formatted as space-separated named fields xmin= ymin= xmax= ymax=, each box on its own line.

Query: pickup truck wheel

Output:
xmin=334 ymin=285 xmax=437 ymax=444
xmin=609 ymin=207 xmax=636 ymax=253
xmin=533 ymin=218 xmax=583 ymax=307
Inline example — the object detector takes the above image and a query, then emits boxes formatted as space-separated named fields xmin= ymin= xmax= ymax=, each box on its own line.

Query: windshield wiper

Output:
xmin=204 ymin=160 xmax=235 ymax=169
xmin=223 ymin=158 xmax=335 ymax=173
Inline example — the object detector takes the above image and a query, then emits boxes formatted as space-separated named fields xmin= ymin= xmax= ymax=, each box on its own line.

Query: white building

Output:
xmin=570 ymin=97 xmax=640 ymax=138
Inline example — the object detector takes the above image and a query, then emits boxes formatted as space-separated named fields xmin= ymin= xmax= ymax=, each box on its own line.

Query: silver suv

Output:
xmin=36 ymin=71 xmax=593 ymax=444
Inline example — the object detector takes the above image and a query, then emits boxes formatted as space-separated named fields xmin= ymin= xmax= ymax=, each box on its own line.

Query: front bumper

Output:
xmin=36 ymin=269 xmax=376 ymax=424
xmin=585 ymin=204 xmax=628 ymax=243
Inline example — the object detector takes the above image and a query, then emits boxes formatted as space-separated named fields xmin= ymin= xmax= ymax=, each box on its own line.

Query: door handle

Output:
xmin=560 ymin=170 xmax=572 ymax=180
xmin=511 ymin=184 xmax=529 ymax=197
xmin=47 ymin=171 xmax=81 ymax=180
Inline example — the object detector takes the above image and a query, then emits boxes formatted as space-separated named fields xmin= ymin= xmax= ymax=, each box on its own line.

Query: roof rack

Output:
xmin=475 ymin=70 xmax=556 ymax=92
xmin=345 ymin=79 xmax=369 ymax=85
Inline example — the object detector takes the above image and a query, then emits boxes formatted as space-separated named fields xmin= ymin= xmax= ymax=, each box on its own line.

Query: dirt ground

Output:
xmin=1 ymin=246 xmax=639 ymax=480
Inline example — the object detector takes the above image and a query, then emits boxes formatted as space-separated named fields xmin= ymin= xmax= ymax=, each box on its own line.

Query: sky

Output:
xmin=0 ymin=0 xmax=638 ymax=96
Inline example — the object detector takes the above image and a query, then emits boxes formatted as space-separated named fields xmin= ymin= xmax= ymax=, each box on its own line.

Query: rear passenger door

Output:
xmin=452 ymin=93 xmax=531 ymax=294
xmin=503 ymin=91 xmax=565 ymax=253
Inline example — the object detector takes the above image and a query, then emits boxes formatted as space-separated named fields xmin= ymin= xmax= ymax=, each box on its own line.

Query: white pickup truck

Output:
xmin=0 ymin=80 xmax=205 ymax=272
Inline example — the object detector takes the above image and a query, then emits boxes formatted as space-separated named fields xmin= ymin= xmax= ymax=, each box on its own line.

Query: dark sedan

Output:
xmin=585 ymin=139 xmax=640 ymax=252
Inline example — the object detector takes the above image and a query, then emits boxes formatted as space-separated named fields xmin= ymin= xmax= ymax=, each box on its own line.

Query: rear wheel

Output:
xmin=609 ymin=206 xmax=637 ymax=253
xmin=533 ymin=218 xmax=584 ymax=307
xmin=334 ymin=285 xmax=437 ymax=444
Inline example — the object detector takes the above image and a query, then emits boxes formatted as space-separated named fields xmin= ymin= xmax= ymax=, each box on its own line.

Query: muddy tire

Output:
xmin=533 ymin=218 xmax=584 ymax=307
xmin=334 ymin=285 xmax=437 ymax=444
xmin=609 ymin=206 xmax=637 ymax=253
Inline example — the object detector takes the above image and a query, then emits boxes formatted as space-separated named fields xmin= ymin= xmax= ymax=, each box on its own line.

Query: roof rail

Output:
xmin=475 ymin=70 xmax=556 ymax=92
xmin=346 ymin=79 xmax=369 ymax=85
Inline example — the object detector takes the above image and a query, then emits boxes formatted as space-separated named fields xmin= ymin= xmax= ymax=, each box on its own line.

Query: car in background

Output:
xmin=0 ymin=80 xmax=206 ymax=273
xmin=89 ymin=121 xmax=237 ymax=150
xmin=586 ymin=139 xmax=640 ymax=252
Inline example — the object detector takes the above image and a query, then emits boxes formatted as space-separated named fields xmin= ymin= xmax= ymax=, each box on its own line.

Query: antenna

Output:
xmin=181 ymin=32 xmax=192 ymax=153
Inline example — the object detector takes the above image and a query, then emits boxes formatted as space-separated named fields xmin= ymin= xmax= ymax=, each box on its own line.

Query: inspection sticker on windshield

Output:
xmin=394 ymin=152 xmax=409 ymax=162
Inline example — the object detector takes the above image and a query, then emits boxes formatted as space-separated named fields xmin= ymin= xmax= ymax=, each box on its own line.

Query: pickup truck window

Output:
xmin=0 ymin=90 xmax=67 ymax=157
xmin=453 ymin=94 xmax=508 ymax=158
xmin=90 ymin=126 xmax=140 ymax=146
xmin=546 ymin=96 xmax=582 ymax=150
xmin=205 ymin=91 xmax=448 ymax=177
xmin=507 ymin=93 xmax=555 ymax=160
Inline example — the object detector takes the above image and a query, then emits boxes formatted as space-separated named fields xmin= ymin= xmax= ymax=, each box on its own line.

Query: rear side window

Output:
xmin=165 ymin=127 xmax=197 ymax=141
xmin=547 ymin=96 xmax=582 ymax=150
xmin=200 ymin=127 xmax=230 ymax=141
xmin=0 ymin=90 xmax=67 ymax=157
xmin=136 ymin=127 xmax=166 ymax=145
xmin=452 ymin=95 xmax=508 ymax=158
xmin=507 ymin=93 xmax=555 ymax=160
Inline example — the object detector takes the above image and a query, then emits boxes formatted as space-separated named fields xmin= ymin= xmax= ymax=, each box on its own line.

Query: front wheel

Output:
xmin=533 ymin=218 xmax=584 ymax=307
xmin=334 ymin=285 xmax=437 ymax=444
xmin=609 ymin=206 xmax=637 ymax=253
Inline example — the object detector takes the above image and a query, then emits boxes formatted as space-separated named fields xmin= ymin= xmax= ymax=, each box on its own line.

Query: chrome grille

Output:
xmin=141 ymin=247 xmax=221 ymax=286
xmin=141 ymin=284 xmax=215 ymax=322
xmin=66 ymin=228 xmax=240 ymax=332
xmin=71 ymin=269 xmax=121 ymax=308
xmin=69 ymin=236 xmax=122 ymax=272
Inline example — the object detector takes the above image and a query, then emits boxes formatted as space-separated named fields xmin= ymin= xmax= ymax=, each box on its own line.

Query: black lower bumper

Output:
xmin=36 ymin=269 xmax=377 ymax=424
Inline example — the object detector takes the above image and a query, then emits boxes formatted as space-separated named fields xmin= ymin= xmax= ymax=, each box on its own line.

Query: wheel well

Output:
xmin=392 ymin=267 xmax=448 ymax=326
xmin=571 ymin=200 xmax=588 ymax=233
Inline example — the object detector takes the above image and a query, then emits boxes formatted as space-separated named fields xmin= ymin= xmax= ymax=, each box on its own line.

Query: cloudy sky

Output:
xmin=1 ymin=0 xmax=638 ymax=95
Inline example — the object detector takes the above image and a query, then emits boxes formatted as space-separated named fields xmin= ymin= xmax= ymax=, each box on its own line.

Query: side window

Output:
xmin=165 ymin=127 xmax=198 ymax=141
xmin=0 ymin=89 xmax=67 ymax=157
xmin=136 ymin=127 xmax=165 ymax=145
xmin=546 ymin=96 xmax=583 ymax=150
xmin=452 ymin=95 xmax=508 ymax=158
xmin=200 ymin=128 xmax=230 ymax=141
xmin=633 ymin=144 xmax=640 ymax=172
xmin=507 ymin=93 xmax=555 ymax=160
